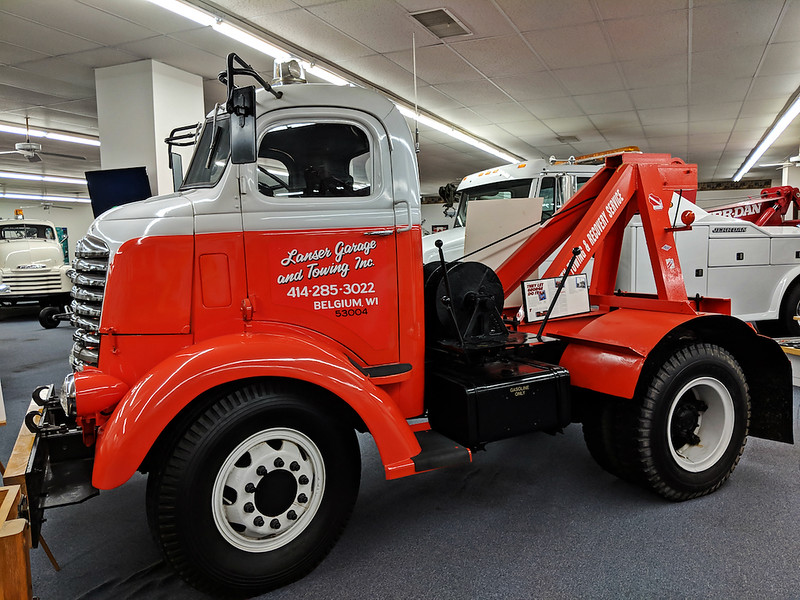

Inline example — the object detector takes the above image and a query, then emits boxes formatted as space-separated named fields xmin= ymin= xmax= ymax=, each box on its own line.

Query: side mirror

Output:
xmin=169 ymin=152 xmax=184 ymax=191
xmin=230 ymin=85 xmax=257 ymax=164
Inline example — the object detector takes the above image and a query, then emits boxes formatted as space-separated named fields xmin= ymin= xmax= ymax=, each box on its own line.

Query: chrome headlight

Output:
xmin=60 ymin=372 xmax=76 ymax=417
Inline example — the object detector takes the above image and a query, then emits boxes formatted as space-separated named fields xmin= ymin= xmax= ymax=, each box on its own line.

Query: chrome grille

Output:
xmin=2 ymin=270 xmax=64 ymax=292
xmin=69 ymin=234 xmax=109 ymax=369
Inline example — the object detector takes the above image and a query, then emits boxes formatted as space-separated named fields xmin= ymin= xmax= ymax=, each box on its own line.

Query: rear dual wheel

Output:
xmin=148 ymin=383 xmax=361 ymax=597
xmin=583 ymin=343 xmax=750 ymax=500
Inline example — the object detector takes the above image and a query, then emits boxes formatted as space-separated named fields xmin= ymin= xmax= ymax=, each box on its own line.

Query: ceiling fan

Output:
xmin=759 ymin=155 xmax=800 ymax=168
xmin=0 ymin=117 xmax=86 ymax=163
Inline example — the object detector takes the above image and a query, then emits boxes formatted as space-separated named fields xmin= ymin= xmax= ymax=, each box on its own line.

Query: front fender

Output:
xmin=92 ymin=328 xmax=420 ymax=489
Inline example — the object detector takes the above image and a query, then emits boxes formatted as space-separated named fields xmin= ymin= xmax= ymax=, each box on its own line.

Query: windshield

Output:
xmin=455 ymin=179 xmax=534 ymax=227
xmin=0 ymin=224 xmax=56 ymax=240
xmin=181 ymin=116 xmax=231 ymax=189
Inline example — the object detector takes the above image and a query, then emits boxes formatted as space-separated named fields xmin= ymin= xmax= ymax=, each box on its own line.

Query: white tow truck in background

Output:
xmin=423 ymin=157 xmax=800 ymax=336
xmin=0 ymin=216 xmax=71 ymax=327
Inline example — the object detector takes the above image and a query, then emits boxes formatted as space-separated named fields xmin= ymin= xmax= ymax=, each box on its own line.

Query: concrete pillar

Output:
xmin=95 ymin=60 xmax=205 ymax=196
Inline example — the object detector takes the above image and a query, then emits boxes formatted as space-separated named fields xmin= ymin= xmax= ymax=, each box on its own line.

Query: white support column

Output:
xmin=95 ymin=60 xmax=205 ymax=196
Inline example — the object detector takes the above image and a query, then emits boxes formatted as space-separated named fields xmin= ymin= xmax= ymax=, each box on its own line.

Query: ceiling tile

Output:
xmin=2 ymin=0 xmax=158 ymax=46
xmin=692 ymin=0 xmax=785 ymax=53
xmin=0 ymin=42 xmax=51 ymax=66
xmin=498 ymin=119 xmax=552 ymax=137
xmin=759 ymin=41 xmax=800 ymax=76
xmin=691 ymin=45 xmax=763 ymax=83
xmin=0 ymin=83 xmax=66 ymax=112
xmin=521 ymin=97 xmax=583 ymax=120
xmin=604 ymin=13 xmax=688 ymax=61
xmin=690 ymin=77 xmax=751 ymax=104
xmin=1 ymin=13 xmax=102 ymax=55
xmin=748 ymin=73 xmax=800 ymax=101
xmin=63 ymin=47 xmax=144 ymax=69
xmin=639 ymin=107 xmax=688 ymax=126
xmin=540 ymin=115 xmax=596 ymax=136
xmin=470 ymin=102 xmax=533 ymax=124
xmin=385 ymin=44 xmax=480 ymax=85
xmin=338 ymin=54 xmax=416 ymax=99
xmin=595 ymin=0 xmax=687 ymax=20
xmin=434 ymin=79 xmax=511 ymax=107
xmin=689 ymin=102 xmax=742 ymax=121
xmin=252 ymin=8 xmax=375 ymax=62
xmin=116 ymin=36 xmax=234 ymax=80
xmin=491 ymin=71 xmax=566 ymax=102
xmin=16 ymin=57 xmax=97 ymax=90
xmin=79 ymin=0 xmax=207 ymax=35
xmin=0 ymin=66 xmax=93 ymax=100
xmin=774 ymin=0 xmax=800 ymax=43
xmin=552 ymin=63 xmax=625 ymax=95
xmin=494 ymin=0 xmax=597 ymax=32
xmin=308 ymin=0 xmax=437 ymax=54
xmin=448 ymin=35 xmax=543 ymax=77
xmin=588 ymin=111 xmax=640 ymax=129
xmin=524 ymin=23 xmax=612 ymax=69
xmin=621 ymin=56 xmax=687 ymax=89
xmin=630 ymin=84 xmax=688 ymax=109
xmin=573 ymin=91 xmax=633 ymax=114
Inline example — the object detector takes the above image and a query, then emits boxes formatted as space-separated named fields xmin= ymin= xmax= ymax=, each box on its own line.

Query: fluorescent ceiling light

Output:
xmin=733 ymin=93 xmax=800 ymax=182
xmin=1 ymin=192 xmax=90 ymax=204
xmin=0 ymin=123 xmax=100 ymax=147
xmin=302 ymin=63 xmax=350 ymax=86
xmin=397 ymin=105 xmax=520 ymax=164
xmin=0 ymin=171 xmax=87 ymax=185
xmin=144 ymin=0 xmax=216 ymax=26
xmin=212 ymin=22 xmax=291 ymax=61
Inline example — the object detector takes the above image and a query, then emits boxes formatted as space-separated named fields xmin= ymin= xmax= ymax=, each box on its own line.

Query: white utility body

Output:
xmin=423 ymin=161 xmax=800 ymax=334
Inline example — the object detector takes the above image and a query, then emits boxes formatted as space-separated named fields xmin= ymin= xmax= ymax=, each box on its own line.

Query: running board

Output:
xmin=411 ymin=429 xmax=472 ymax=473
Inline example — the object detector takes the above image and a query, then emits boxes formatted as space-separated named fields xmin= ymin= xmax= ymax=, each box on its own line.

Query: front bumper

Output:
xmin=4 ymin=384 xmax=98 ymax=547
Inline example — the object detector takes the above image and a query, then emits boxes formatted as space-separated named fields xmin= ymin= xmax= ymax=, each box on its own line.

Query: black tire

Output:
xmin=779 ymin=282 xmax=800 ymax=336
xmin=620 ymin=343 xmax=750 ymax=501
xmin=38 ymin=306 xmax=60 ymax=329
xmin=148 ymin=382 xmax=361 ymax=597
xmin=582 ymin=396 xmax=626 ymax=479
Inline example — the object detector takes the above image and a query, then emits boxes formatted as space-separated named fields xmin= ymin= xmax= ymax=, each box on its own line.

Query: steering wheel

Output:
xmin=257 ymin=165 xmax=288 ymax=194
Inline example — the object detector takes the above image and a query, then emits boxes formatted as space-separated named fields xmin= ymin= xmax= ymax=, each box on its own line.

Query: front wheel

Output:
xmin=38 ymin=306 xmax=60 ymax=329
xmin=148 ymin=383 xmax=361 ymax=597
xmin=632 ymin=343 xmax=750 ymax=500
xmin=780 ymin=282 xmax=800 ymax=336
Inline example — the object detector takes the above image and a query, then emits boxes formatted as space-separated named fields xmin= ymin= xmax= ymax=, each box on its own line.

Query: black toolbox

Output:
xmin=425 ymin=358 xmax=570 ymax=448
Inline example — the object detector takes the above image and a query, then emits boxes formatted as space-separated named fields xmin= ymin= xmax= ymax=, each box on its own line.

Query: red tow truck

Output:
xmin=7 ymin=54 xmax=793 ymax=597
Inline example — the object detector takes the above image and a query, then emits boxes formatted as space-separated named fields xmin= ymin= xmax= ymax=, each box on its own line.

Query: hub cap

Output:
xmin=211 ymin=427 xmax=325 ymax=552
xmin=667 ymin=377 xmax=734 ymax=473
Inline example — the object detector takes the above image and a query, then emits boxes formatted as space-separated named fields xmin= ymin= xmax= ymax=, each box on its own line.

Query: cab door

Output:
xmin=240 ymin=107 xmax=400 ymax=366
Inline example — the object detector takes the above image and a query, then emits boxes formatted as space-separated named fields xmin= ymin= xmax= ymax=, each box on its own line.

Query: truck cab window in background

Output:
xmin=455 ymin=179 xmax=533 ymax=227
xmin=0 ymin=224 xmax=56 ymax=240
xmin=181 ymin=116 xmax=231 ymax=189
xmin=257 ymin=122 xmax=371 ymax=198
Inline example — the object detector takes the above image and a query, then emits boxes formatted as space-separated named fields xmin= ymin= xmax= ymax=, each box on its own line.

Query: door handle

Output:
xmin=395 ymin=199 xmax=412 ymax=233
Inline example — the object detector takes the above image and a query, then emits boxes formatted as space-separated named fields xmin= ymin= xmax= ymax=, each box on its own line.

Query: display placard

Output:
xmin=521 ymin=274 xmax=590 ymax=322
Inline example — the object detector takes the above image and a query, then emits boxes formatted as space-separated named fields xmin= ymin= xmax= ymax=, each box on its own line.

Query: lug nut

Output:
xmin=245 ymin=483 xmax=256 ymax=493
xmin=254 ymin=516 xmax=265 ymax=527
xmin=270 ymin=519 xmax=281 ymax=530
xmin=298 ymin=475 xmax=309 ymax=485
xmin=297 ymin=493 xmax=308 ymax=503
xmin=287 ymin=510 xmax=297 ymax=521
xmin=289 ymin=461 xmax=300 ymax=471
xmin=243 ymin=502 xmax=255 ymax=513
xmin=256 ymin=465 xmax=267 ymax=476
xmin=274 ymin=457 xmax=285 ymax=468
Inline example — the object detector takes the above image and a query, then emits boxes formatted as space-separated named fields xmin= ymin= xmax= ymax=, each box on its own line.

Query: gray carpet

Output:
xmin=1 ymin=306 xmax=798 ymax=599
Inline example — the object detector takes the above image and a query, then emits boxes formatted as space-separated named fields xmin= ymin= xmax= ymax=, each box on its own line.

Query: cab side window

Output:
xmin=257 ymin=122 xmax=372 ymax=198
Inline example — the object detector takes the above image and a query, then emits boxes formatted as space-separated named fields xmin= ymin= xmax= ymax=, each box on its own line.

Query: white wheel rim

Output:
xmin=211 ymin=427 xmax=325 ymax=553
xmin=666 ymin=376 xmax=735 ymax=473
